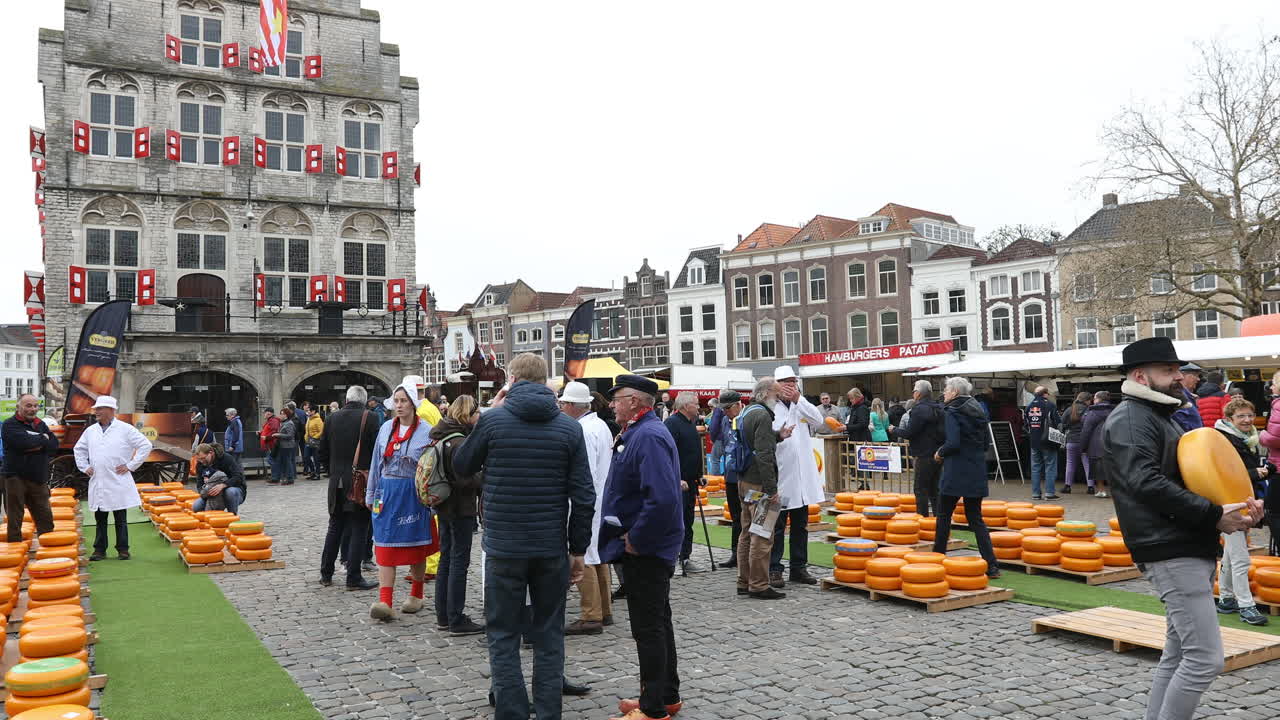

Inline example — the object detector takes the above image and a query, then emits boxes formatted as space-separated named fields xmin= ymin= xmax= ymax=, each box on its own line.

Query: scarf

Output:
xmin=384 ymin=415 xmax=420 ymax=459
xmin=1121 ymin=379 xmax=1184 ymax=407
xmin=1214 ymin=417 xmax=1261 ymax=454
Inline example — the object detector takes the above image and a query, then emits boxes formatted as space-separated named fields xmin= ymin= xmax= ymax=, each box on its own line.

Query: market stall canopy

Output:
xmin=550 ymin=357 xmax=671 ymax=390
xmin=799 ymin=352 xmax=959 ymax=378
xmin=917 ymin=335 xmax=1280 ymax=378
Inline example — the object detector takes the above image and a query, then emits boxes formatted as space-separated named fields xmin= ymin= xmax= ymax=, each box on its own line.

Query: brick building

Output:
xmin=621 ymin=260 xmax=670 ymax=372
xmin=972 ymin=237 xmax=1058 ymax=352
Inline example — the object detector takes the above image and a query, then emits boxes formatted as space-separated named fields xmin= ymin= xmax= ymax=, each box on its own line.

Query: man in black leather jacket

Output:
xmin=1105 ymin=337 xmax=1263 ymax=720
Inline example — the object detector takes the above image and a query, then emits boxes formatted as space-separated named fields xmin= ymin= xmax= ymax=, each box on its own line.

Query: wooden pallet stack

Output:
xmin=820 ymin=539 xmax=1013 ymax=612
xmin=994 ymin=518 xmax=1143 ymax=585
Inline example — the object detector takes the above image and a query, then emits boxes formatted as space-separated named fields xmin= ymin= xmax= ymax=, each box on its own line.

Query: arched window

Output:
xmin=1022 ymin=301 xmax=1046 ymax=341
xmin=173 ymin=200 xmax=229 ymax=271
xmin=758 ymin=320 xmax=776 ymax=358
xmin=810 ymin=316 xmax=829 ymax=352
xmin=848 ymin=313 xmax=868 ymax=349
xmin=757 ymin=272 xmax=774 ymax=307
xmin=879 ymin=310 xmax=900 ymax=345
xmin=264 ymin=13 xmax=307 ymax=79
xmin=808 ymin=267 xmax=827 ymax=302
xmin=80 ymin=196 xmax=144 ymax=303
xmin=990 ymin=305 xmax=1012 ymax=344
xmin=732 ymin=276 xmax=749 ymax=309
xmin=262 ymin=92 xmax=308 ymax=172
xmin=340 ymin=212 xmax=390 ymax=310
xmin=85 ymin=71 xmax=140 ymax=158
xmin=259 ymin=206 xmax=313 ymax=308
xmin=553 ymin=346 xmax=565 ymax=377
xmin=341 ymin=101 xmax=384 ymax=179
xmin=176 ymin=0 xmax=226 ymax=68
xmin=176 ymin=81 xmax=226 ymax=165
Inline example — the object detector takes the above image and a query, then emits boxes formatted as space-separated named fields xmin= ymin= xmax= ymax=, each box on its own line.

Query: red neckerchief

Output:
xmin=620 ymin=406 xmax=654 ymax=433
xmin=384 ymin=416 xmax=420 ymax=459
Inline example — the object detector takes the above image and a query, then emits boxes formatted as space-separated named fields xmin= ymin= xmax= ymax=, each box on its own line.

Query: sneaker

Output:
xmin=1239 ymin=606 xmax=1270 ymax=626
xmin=986 ymin=568 xmax=1002 ymax=579
xmin=1217 ymin=597 xmax=1240 ymax=614
xmin=319 ymin=575 xmax=334 ymax=587
xmin=680 ymin=559 xmax=706 ymax=575
xmin=1096 ymin=492 xmax=1109 ymax=498
xmin=449 ymin=619 xmax=486 ymax=636
xmin=89 ymin=552 xmax=106 ymax=562
xmin=118 ymin=551 xmax=131 ymax=560
xmin=1061 ymin=485 xmax=1072 ymax=494
xmin=437 ymin=620 xmax=450 ymax=631
xmin=1031 ymin=495 xmax=1043 ymax=501
xmin=1045 ymin=494 xmax=1061 ymax=500
xmin=565 ymin=619 xmax=603 ymax=635
xmin=1086 ymin=485 xmax=1096 ymax=495
xmin=749 ymin=587 xmax=786 ymax=600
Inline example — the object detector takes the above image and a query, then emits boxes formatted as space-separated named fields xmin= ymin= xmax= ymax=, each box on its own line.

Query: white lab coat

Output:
xmin=73 ymin=418 xmax=152 ymax=512
xmin=578 ymin=411 xmax=614 ymax=566
xmin=772 ymin=397 xmax=826 ymax=510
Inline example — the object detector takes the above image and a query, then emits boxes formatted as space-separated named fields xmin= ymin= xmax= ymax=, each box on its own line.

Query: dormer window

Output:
xmin=640 ymin=274 xmax=653 ymax=297
xmin=860 ymin=220 xmax=885 ymax=235
xmin=484 ymin=292 xmax=495 ymax=306
xmin=686 ymin=262 xmax=705 ymax=286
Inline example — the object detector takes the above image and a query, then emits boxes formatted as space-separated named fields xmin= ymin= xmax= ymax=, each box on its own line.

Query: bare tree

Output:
xmin=981 ymin=224 xmax=1060 ymax=254
xmin=1071 ymin=37 xmax=1280 ymax=323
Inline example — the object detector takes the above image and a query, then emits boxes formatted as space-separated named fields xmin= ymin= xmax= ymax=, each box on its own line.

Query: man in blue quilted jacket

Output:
xmin=453 ymin=353 xmax=595 ymax=720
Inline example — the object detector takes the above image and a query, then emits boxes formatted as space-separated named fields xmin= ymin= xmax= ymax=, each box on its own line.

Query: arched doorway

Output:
xmin=291 ymin=370 xmax=390 ymax=413
xmin=143 ymin=370 xmax=259 ymax=435
xmin=175 ymin=273 xmax=226 ymax=332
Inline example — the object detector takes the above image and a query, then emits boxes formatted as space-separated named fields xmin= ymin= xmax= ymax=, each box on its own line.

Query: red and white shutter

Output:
xmin=309 ymin=275 xmax=328 ymax=302
xmin=222 ymin=42 xmax=240 ymax=68
xmin=381 ymin=151 xmax=399 ymax=179
xmin=165 ymin=130 xmax=182 ymax=162
xmin=414 ymin=164 xmax=421 ymax=186
xmin=24 ymin=272 xmax=45 ymax=316
xmin=34 ymin=172 xmax=44 ymax=190
xmin=34 ymin=191 xmax=44 ymax=206
xmin=222 ymin=136 xmax=240 ymax=165
xmin=248 ymin=47 xmax=265 ymax=73
xmin=304 ymin=55 xmax=323 ymax=79
xmin=165 ymin=34 xmax=182 ymax=62
xmin=334 ymin=276 xmax=347 ymax=303
xmin=253 ymin=137 xmax=267 ymax=168
xmin=335 ymin=146 xmax=347 ymax=176
xmin=137 ymin=269 xmax=156 ymax=306
xmin=305 ymin=144 xmax=323 ymax=174
xmin=254 ymin=273 xmax=266 ymax=308
xmin=388 ymin=279 xmax=406 ymax=311
xmin=134 ymin=127 xmax=151 ymax=158
xmin=72 ymin=121 xmax=90 ymax=154
xmin=29 ymin=126 xmax=46 ymax=157
xmin=69 ymin=265 xmax=87 ymax=304
xmin=31 ymin=157 xmax=46 ymax=172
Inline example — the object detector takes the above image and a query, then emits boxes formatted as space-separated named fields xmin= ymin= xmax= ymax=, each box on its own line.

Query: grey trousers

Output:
xmin=1142 ymin=556 xmax=1224 ymax=720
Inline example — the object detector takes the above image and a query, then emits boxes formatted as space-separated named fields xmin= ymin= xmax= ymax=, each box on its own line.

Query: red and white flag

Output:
xmin=259 ymin=0 xmax=289 ymax=67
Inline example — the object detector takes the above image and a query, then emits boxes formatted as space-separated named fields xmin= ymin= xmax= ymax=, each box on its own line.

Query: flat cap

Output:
xmin=718 ymin=390 xmax=742 ymax=404
xmin=608 ymin=374 xmax=659 ymax=398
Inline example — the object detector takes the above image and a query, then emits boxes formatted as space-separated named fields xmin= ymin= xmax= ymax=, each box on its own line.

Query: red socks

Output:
xmin=379 ymin=586 xmax=393 ymax=606
xmin=410 ymin=580 xmax=424 ymax=599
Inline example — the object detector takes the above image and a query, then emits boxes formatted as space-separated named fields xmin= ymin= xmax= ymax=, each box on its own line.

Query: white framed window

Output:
xmin=88 ymin=90 xmax=137 ymax=158
xmin=701 ymin=304 xmax=716 ymax=331
xmin=949 ymin=325 xmax=968 ymax=351
xmin=877 ymin=259 xmax=898 ymax=295
xmin=628 ymin=307 xmax=641 ymax=337
xmin=1151 ymin=272 xmax=1175 ymax=295
xmin=990 ymin=306 xmax=1012 ymax=344
xmin=757 ymin=273 xmax=774 ymax=307
xmin=860 ymin=220 xmax=885 ymax=234
xmin=493 ymin=319 xmax=505 ymax=342
xmin=483 ymin=292 xmax=495 ymax=306
xmin=679 ymin=306 xmax=693 ymax=333
xmin=808 ymin=267 xmax=827 ymax=302
xmin=702 ymin=338 xmax=717 ymax=366
xmin=1260 ymin=300 xmax=1280 ymax=315
xmin=680 ymin=340 xmax=695 ymax=365
xmin=1264 ymin=256 xmax=1280 ymax=289
xmin=531 ymin=327 xmax=544 ymax=343
xmin=3 ymin=353 xmax=10 ymax=369
xmin=515 ymin=329 xmax=529 ymax=344
xmin=178 ymin=100 xmax=222 ymax=165
xmin=176 ymin=232 xmax=226 ymax=270
xmin=1112 ymin=314 xmax=1137 ymax=344
xmin=1152 ymin=311 xmax=1177 ymax=339
xmin=988 ymin=274 xmax=1010 ymax=298
xmin=1022 ymin=301 xmax=1045 ymax=341
xmin=732 ymin=276 xmax=749 ymax=309
xmin=629 ymin=347 xmax=643 ymax=368
xmin=658 ymin=305 xmax=669 ymax=335
xmin=879 ymin=310 xmax=900 ymax=345
xmin=640 ymin=274 xmax=653 ymax=297
xmin=84 ymin=227 xmax=138 ymax=303
xmin=783 ymin=318 xmax=802 ymax=356
xmin=1075 ymin=317 xmax=1099 ymax=349
xmin=686 ymin=263 xmax=705 ymax=286
xmin=1192 ymin=263 xmax=1217 ymax=291
xmin=848 ymin=313 xmax=868 ymax=348
xmin=642 ymin=306 xmax=656 ymax=337
xmin=758 ymin=320 xmax=776 ymax=358
xmin=1073 ymin=273 xmax=1096 ymax=301
xmin=947 ymin=289 xmax=966 ymax=313
xmin=810 ymin=316 xmax=830 ymax=352
xmin=263 ymin=28 xmax=305 ymax=79
xmin=922 ymin=291 xmax=940 ymax=316
xmin=923 ymin=327 xmax=941 ymax=340
xmin=343 ymin=118 xmax=383 ymax=179
xmin=496 ymin=352 xmax=506 ymax=367
xmin=262 ymin=235 xmax=309 ymax=308
xmin=846 ymin=263 xmax=867 ymax=298
xmin=263 ymin=104 xmax=306 ymax=173
xmin=478 ymin=321 xmax=491 ymax=344
xmin=734 ymin=323 xmax=751 ymax=360
xmin=342 ymin=238 xmax=387 ymax=310
xmin=1020 ymin=270 xmax=1042 ymax=294
xmin=782 ymin=270 xmax=801 ymax=304
xmin=179 ymin=11 xmax=223 ymax=68
xmin=1194 ymin=309 xmax=1220 ymax=338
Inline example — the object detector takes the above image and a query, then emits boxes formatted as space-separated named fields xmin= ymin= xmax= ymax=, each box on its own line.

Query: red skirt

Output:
xmin=374 ymin=545 xmax=430 ymax=566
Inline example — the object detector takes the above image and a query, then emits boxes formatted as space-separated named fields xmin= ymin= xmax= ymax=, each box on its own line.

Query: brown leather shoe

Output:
xmin=565 ymin=619 xmax=603 ymax=635
xmin=769 ymin=571 xmax=785 ymax=588
xmin=616 ymin=697 xmax=681 ymax=717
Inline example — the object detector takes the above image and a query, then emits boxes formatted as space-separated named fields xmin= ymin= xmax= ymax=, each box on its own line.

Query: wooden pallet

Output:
xmin=819 ymin=576 xmax=1013 ymax=612
xmin=997 ymin=557 xmax=1141 ymax=585
xmin=181 ymin=548 xmax=284 ymax=574
xmin=822 ymin=534 xmax=966 ymax=553
xmin=712 ymin=517 xmax=832 ymax=533
xmin=1031 ymin=606 xmax=1280 ymax=672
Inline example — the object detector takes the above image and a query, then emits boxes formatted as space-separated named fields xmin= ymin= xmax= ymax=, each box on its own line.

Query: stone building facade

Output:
xmin=39 ymin=0 xmax=422 ymax=431
xmin=621 ymin=260 xmax=670 ymax=372
xmin=666 ymin=245 xmax=724 ymax=368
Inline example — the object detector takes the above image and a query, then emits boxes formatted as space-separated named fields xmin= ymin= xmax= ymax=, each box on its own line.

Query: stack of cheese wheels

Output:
xmin=721 ymin=504 xmax=733 ymax=521
xmin=952 ymin=503 xmax=968 ymax=525
xmin=34 ymin=531 xmax=80 ymax=561
xmin=833 ymin=492 xmax=857 ymax=512
xmin=10 ymin=705 xmax=96 ymax=720
xmin=1 ymin=542 xmax=30 ymax=578
xmin=835 ymin=512 xmax=861 ymax=537
xmin=884 ymin=516 xmax=920 ymax=545
xmin=3 ymin=658 xmax=91 ymax=716
xmin=1096 ymin=535 xmax=1133 ymax=566
xmin=162 ymin=513 xmax=201 ymax=541
xmin=1256 ymin=562 xmax=1280 ymax=605
xmin=0 ymin=572 xmax=18 ymax=619
xmin=181 ymin=530 xmax=225 ymax=565
xmin=704 ymin=476 xmax=725 ymax=493
xmin=204 ymin=512 xmax=240 ymax=537
xmin=900 ymin=560 xmax=948 ymax=598
xmin=171 ymin=489 xmax=201 ymax=511
xmin=852 ymin=492 xmax=879 ymax=514
xmin=1005 ymin=504 xmax=1039 ymax=530
xmin=833 ymin=538 xmax=877 ymax=583
xmin=698 ymin=487 xmax=708 ymax=505
xmin=990 ymin=531 xmax=1023 ymax=560
xmin=1034 ymin=504 xmax=1065 ymax=527
xmin=227 ymin=521 xmax=273 ymax=561
xmin=27 ymin=572 xmax=81 ymax=610
xmin=859 ymin=507 xmax=895 ymax=542
xmin=918 ymin=516 xmax=937 ymax=542
xmin=806 ymin=504 xmax=821 ymax=525
xmin=19 ymin=623 xmax=88 ymax=663
xmin=1022 ymin=534 xmax=1061 ymax=565
xmin=1108 ymin=517 xmax=1122 ymax=535
xmin=865 ymin=556 xmax=907 ymax=591
xmin=1059 ymin=539 xmax=1105 ymax=572
xmin=942 ymin=556 xmax=988 ymax=590
xmin=1056 ymin=520 xmax=1097 ymax=541
xmin=980 ymin=501 xmax=1008 ymax=527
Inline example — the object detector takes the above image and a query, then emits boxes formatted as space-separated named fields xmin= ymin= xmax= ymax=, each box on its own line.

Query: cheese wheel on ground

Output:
xmin=835 ymin=539 xmax=878 ymax=556
xmin=1022 ymin=550 xmax=1061 ymax=565
xmin=1254 ymin=566 xmax=1280 ymax=587
xmin=23 ymin=605 xmax=84 ymax=622
xmin=1178 ymin=427 xmax=1254 ymax=506
xmin=919 ymin=517 xmax=937 ymax=530
xmin=28 ymin=579 xmax=81 ymax=602
xmin=865 ymin=575 xmax=902 ymax=591
xmin=35 ymin=547 xmax=80 ymax=561
xmin=990 ymin=531 xmax=1023 ymax=548
xmin=1061 ymin=540 xmax=1104 ymax=559
xmin=834 ymin=492 xmax=857 ymax=504
xmin=904 ymin=552 xmax=946 ymax=564
xmin=893 ymin=512 xmax=922 ymax=522
xmin=184 ymin=538 xmax=224 ymax=554
xmin=902 ymin=580 xmax=949 ymax=598
xmin=5 ymin=686 xmax=92 ymax=716
xmin=836 ymin=526 xmax=860 ymax=537
xmin=1056 ymin=520 xmax=1097 ymax=538
xmin=884 ymin=533 xmax=919 ymax=545
xmin=1022 ymin=536 xmax=1061 ymax=553
xmin=866 ymin=558 xmax=907 ymax=577
xmin=835 ymin=513 xmax=861 ymax=527
xmin=183 ymin=550 xmax=224 ymax=564
xmin=946 ymin=573 xmax=989 ymax=591
xmin=19 ymin=627 xmax=86 ymax=658
xmin=1007 ymin=507 xmax=1038 ymax=521
xmin=35 ymin=531 xmax=78 ymax=548
xmin=1102 ymin=553 xmax=1133 ymax=567
xmin=28 ymin=558 xmax=77 ymax=580
xmin=900 ymin=563 xmax=946 ymax=583
xmin=18 ymin=617 xmax=85 ymax=637
xmin=1061 ymin=556 xmax=1104 ymax=573
xmin=27 ymin=595 xmax=83 ymax=610
xmin=834 ymin=555 xmax=869 ymax=570
xmin=942 ymin=557 xmax=987 ymax=576
xmin=860 ymin=529 xmax=887 ymax=541
xmin=4 ymin=658 xmax=89 ymax=697
xmin=861 ymin=518 xmax=889 ymax=532
xmin=833 ymin=569 xmax=866 ymax=584
xmin=10 ymin=705 xmax=95 ymax=720
xmin=232 ymin=548 xmax=273 ymax=561
xmin=862 ymin=506 xmax=896 ymax=519
xmin=886 ymin=519 xmax=920 ymax=534
xmin=873 ymin=546 xmax=913 ymax=560
xmin=994 ymin=546 xmax=1022 ymax=560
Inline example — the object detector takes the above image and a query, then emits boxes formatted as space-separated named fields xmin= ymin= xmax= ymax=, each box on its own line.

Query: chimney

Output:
xmin=1102 ymin=193 xmax=1118 ymax=208
xmin=737 ymin=233 xmax=743 ymax=242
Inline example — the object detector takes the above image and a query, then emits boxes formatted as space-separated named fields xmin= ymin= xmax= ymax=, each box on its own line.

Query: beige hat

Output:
xmin=560 ymin=381 xmax=592 ymax=404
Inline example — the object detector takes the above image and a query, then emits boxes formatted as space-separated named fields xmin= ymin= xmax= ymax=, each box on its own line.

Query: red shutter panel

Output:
xmin=248 ymin=47 xmax=264 ymax=73
xmin=381 ymin=151 xmax=399 ymax=179
xmin=69 ymin=265 xmax=87 ymax=304
xmin=417 ymin=287 xmax=428 ymax=310
xmin=388 ymin=279 xmax=406 ymax=311
xmin=29 ymin=127 xmax=46 ymax=156
xmin=165 ymin=130 xmax=182 ymax=162
xmin=309 ymin=275 xmax=328 ymax=302
xmin=253 ymin=137 xmax=267 ymax=168
xmin=165 ymin=34 xmax=182 ymax=63
xmin=222 ymin=136 xmax=240 ymax=165
xmin=34 ymin=191 xmax=44 ymax=206
xmin=254 ymin=273 xmax=266 ymax=308
xmin=414 ymin=163 xmax=421 ymax=186
xmin=134 ymin=127 xmax=151 ymax=158
xmin=335 ymin=146 xmax=347 ymax=176
xmin=334 ymin=276 xmax=347 ymax=303
xmin=137 ymin=269 xmax=156 ymax=306
xmin=305 ymin=144 xmax=323 ymax=174
xmin=222 ymin=42 xmax=240 ymax=68
xmin=35 ymin=172 xmax=43 ymax=190
xmin=31 ymin=157 xmax=46 ymax=172
xmin=72 ymin=121 xmax=90 ymax=154
xmin=304 ymin=55 xmax=323 ymax=79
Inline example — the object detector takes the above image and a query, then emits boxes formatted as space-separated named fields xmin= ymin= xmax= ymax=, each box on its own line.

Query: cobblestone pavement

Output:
xmin=210 ymin=478 xmax=1280 ymax=720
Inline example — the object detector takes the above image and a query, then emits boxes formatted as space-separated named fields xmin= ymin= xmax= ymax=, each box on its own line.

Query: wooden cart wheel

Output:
xmin=133 ymin=463 xmax=163 ymax=486
xmin=47 ymin=455 xmax=88 ymax=499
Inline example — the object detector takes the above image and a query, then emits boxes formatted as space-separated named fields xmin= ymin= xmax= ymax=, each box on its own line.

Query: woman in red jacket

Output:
xmin=260 ymin=408 xmax=281 ymax=484
xmin=1195 ymin=371 xmax=1231 ymax=427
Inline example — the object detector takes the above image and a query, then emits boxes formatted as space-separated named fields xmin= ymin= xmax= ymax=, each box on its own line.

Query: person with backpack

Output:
xmin=733 ymin=377 xmax=794 ymax=600
xmin=1024 ymin=387 xmax=1061 ymax=500
xmin=890 ymin=380 xmax=945 ymax=517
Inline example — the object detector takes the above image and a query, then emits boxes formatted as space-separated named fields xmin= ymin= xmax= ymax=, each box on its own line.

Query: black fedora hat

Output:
xmin=1119 ymin=336 xmax=1186 ymax=373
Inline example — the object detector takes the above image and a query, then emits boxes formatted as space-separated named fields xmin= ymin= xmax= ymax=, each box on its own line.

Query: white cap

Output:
xmin=560 ymin=381 xmax=592 ymax=404
xmin=403 ymin=375 xmax=426 ymax=389
xmin=93 ymin=395 xmax=118 ymax=410
xmin=774 ymin=365 xmax=798 ymax=381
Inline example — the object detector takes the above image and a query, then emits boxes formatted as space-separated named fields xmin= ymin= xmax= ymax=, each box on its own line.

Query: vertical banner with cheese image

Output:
xmin=66 ymin=300 xmax=132 ymax=416
xmin=560 ymin=299 xmax=595 ymax=385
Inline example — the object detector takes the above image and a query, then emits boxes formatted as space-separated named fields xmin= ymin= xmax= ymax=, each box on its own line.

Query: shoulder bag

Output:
xmin=346 ymin=411 xmax=371 ymax=503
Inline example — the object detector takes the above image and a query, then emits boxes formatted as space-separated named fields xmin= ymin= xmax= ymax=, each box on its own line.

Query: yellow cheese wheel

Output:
xmin=836 ymin=526 xmax=860 ymax=537
xmin=4 ymin=657 xmax=89 ymax=697
xmin=919 ymin=530 xmax=936 ymax=541
xmin=1034 ymin=504 xmax=1065 ymax=517
xmin=19 ymin=627 xmax=87 ymax=658
xmin=19 ymin=649 xmax=90 ymax=666
xmin=1020 ymin=527 xmax=1057 ymax=537
xmin=27 ymin=595 xmax=83 ymax=610
xmin=885 ymin=519 xmax=920 ymax=534
xmin=861 ymin=518 xmax=889 ymax=532
xmin=1060 ymin=541 xmax=1104 ymax=560
xmin=1108 ymin=517 xmax=1121 ymax=532
xmin=1254 ymin=566 xmax=1280 ymax=587
xmin=183 ymin=550 xmax=224 ymax=564
xmin=148 ymin=495 xmax=177 ymax=505
xmin=990 ymin=531 xmax=1023 ymax=548
xmin=942 ymin=557 xmax=988 ymax=576
xmin=900 ymin=563 xmax=946 ymax=583
xmin=153 ymin=505 xmax=183 ymax=515
xmin=873 ymin=546 xmax=913 ymax=560
xmin=1022 ymin=536 xmax=1061 ymax=553
xmin=835 ymin=513 xmax=862 ymax=527
xmin=10 ymin=705 xmax=95 ymax=720
xmin=946 ymin=573 xmax=989 ymax=590
xmin=1007 ymin=519 xmax=1040 ymax=530
xmin=35 ymin=547 xmax=80 ymax=561
xmin=1178 ymin=427 xmax=1255 ymax=506
xmin=233 ymin=535 xmax=273 ymax=551
xmin=1022 ymin=550 xmax=1061 ymax=565
xmin=49 ymin=488 xmax=77 ymax=497
xmin=919 ymin=517 xmax=937 ymax=531
xmin=834 ymin=492 xmax=857 ymax=504
xmin=1007 ymin=507 xmax=1038 ymax=521
xmin=165 ymin=517 xmax=199 ymax=531
xmin=832 ymin=568 xmax=866 ymax=584
xmin=232 ymin=548 xmax=273 ymax=561
xmin=0 ymin=584 xmax=12 ymax=603
xmin=1093 ymin=535 xmax=1127 ymax=553
xmin=833 ymin=502 xmax=856 ymax=512
xmin=1257 ymin=585 xmax=1280 ymax=603
xmin=834 ymin=555 xmax=868 ymax=570
xmin=985 ymin=516 xmax=1008 ymax=527
xmin=865 ymin=558 xmax=907 ymax=577
xmin=18 ymin=617 xmax=85 ymax=637
xmin=865 ymin=574 xmax=902 ymax=591
xmin=883 ymin=533 xmax=919 ymax=545
xmin=902 ymin=580 xmax=949 ymax=598
xmin=873 ymin=494 xmax=901 ymax=507
xmin=903 ymin=552 xmax=945 ymax=564
xmin=48 ymin=497 xmax=77 ymax=508
xmin=994 ymin=546 xmax=1022 ymax=560
xmin=28 ymin=579 xmax=81 ymax=602
xmin=28 ymin=558 xmax=78 ymax=580
xmin=36 ymin=531 xmax=78 ymax=548
xmin=206 ymin=515 xmax=239 ymax=528
xmin=229 ymin=521 xmax=264 ymax=534
xmin=23 ymin=606 xmax=84 ymax=622
xmin=1056 ymin=520 xmax=1097 ymax=538
xmin=0 ymin=552 xmax=26 ymax=568
xmin=1102 ymin=552 xmax=1133 ymax=567
xmin=806 ymin=514 xmax=821 ymax=524
xmin=860 ymin=529 xmax=886 ymax=541
xmin=50 ymin=508 xmax=75 ymax=521
xmin=5 ymin=687 xmax=92 ymax=716
xmin=1061 ymin=555 xmax=1104 ymax=573
xmin=184 ymin=538 xmax=225 ymax=554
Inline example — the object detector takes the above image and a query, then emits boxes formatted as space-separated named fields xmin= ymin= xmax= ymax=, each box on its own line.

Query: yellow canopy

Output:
xmin=550 ymin=357 xmax=670 ymax=390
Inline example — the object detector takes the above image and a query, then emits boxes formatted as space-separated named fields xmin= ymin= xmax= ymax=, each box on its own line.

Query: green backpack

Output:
xmin=415 ymin=432 xmax=464 ymax=507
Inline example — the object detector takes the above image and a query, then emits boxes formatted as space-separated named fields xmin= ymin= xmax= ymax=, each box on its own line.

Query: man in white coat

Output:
xmin=74 ymin=396 xmax=152 ymax=560
xmin=559 ymin=381 xmax=613 ymax=635
xmin=769 ymin=366 xmax=825 ymax=587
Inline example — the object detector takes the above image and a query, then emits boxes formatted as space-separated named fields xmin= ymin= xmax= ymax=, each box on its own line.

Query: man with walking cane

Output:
xmin=666 ymin=392 xmax=714 ymax=575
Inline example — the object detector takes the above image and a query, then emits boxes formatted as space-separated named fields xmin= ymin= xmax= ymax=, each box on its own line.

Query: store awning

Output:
xmin=800 ymin=352 xmax=960 ymax=379
xmin=551 ymin=357 xmax=670 ymax=390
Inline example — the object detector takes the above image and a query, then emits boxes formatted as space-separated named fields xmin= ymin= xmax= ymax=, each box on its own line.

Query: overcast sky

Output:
xmin=3 ymin=1 xmax=1277 ymax=323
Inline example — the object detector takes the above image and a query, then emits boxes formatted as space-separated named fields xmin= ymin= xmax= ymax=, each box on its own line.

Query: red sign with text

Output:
xmin=798 ymin=340 xmax=954 ymax=367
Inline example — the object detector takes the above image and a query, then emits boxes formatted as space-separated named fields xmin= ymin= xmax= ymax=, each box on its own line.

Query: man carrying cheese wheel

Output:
xmin=1105 ymin=337 xmax=1263 ymax=720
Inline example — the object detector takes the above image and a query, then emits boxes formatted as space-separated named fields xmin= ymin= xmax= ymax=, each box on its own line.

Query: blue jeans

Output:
xmin=710 ymin=440 xmax=725 ymax=475
xmin=192 ymin=486 xmax=244 ymax=515
xmin=435 ymin=515 xmax=477 ymax=628
xmin=302 ymin=444 xmax=319 ymax=477
xmin=486 ymin=554 xmax=569 ymax=720
xmin=1030 ymin=445 xmax=1058 ymax=497
xmin=280 ymin=447 xmax=297 ymax=482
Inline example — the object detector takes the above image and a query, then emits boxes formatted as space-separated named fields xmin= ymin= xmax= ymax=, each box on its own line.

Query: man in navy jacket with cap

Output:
xmin=598 ymin=374 xmax=684 ymax=720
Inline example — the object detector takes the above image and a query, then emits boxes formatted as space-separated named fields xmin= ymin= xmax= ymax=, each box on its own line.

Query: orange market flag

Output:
xmin=259 ymin=0 xmax=288 ymax=67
